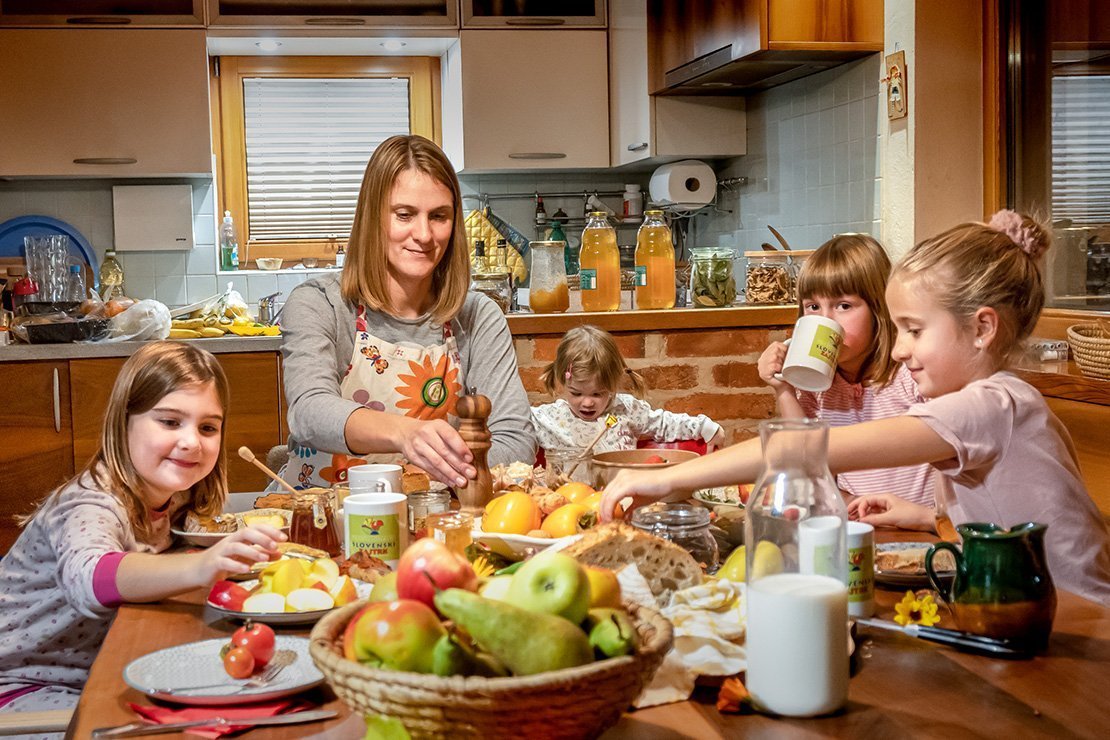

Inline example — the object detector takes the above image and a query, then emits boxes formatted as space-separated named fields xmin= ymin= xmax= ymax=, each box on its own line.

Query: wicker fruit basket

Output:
xmin=309 ymin=599 xmax=674 ymax=739
xmin=1066 ymin=323 xmax=1110 ymax=380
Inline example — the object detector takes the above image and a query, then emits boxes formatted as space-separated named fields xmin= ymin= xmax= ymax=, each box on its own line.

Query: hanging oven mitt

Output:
xmin=483 ymin=208 xmax=533 ymax=284
xmin=464 ymin=208 xmax=528 ymax=284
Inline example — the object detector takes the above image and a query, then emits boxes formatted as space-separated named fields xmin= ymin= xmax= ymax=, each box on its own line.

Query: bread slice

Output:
xmin=402 ymin=463 xmax=432 ymax=494
xmin=875 ymin=546 xmax=956 ymax=574
xmin=563 ymin=521 xmax=703 ymax=601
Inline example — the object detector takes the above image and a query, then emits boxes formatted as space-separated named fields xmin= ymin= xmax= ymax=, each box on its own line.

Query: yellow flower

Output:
xmin=471 ymin=556 xmax=496 ymax=580
xmin=894 ymin=590 xmax=942 ymax=627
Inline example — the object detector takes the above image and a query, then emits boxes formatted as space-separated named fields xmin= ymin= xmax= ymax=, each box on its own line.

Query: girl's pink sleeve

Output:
xmin=92 ymin=551 xmax=129 ymax=608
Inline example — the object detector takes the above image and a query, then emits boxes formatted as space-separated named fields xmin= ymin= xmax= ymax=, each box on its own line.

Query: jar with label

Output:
xmin=579 ymin=211 xmax=621 ymax=312
xmin=743 ymin=251 xmax=794 ymax=305
xmin=407 ymin=490 xmax=453 ymax=540
xmin=635 ymin=210 xmax=676 ymax=310
xmin=690 ymin=248 xmax=738 ymax=308
xmin=631 ymin=503 xmax=719 ymax=573
xmin=290 ymin=487 xmax=341 ymax=557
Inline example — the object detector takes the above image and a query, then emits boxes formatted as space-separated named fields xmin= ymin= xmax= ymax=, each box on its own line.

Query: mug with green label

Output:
xmin=775 ymin=315 xmax=844 ymax=392
xmin=344 ymin=492 xmax=408 ymax=566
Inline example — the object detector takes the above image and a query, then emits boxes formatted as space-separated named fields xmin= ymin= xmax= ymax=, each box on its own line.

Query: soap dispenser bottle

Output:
xmin=220 ymin=211 xmax=240 ymax=271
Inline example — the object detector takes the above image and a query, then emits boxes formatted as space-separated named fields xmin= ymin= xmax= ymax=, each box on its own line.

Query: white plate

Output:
xmin=471 ymin=528 xmax=580 ymax=559
xmin=874 ymin=541 xmax=956 ymax=589
xmin=170 ymin=528 xmax=233 ymax=548
xmin=692 ymin=488 xmax=745 ymax=509
xmin=206 ymin=578 xmax=374 ymax=626
xmin=123 ymin=636 xmax=322 ymax=706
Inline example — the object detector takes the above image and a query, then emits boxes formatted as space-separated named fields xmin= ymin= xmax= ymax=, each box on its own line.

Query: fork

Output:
xmin=155 ymin=650 xmax=294 ymax=695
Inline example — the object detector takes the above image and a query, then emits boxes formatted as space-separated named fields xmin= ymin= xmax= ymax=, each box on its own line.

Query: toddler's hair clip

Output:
xmin=564 ymin=363 xmax=573 ymax=382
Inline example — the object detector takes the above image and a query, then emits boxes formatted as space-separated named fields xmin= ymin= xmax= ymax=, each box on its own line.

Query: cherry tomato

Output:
xmin=231 ymin=620 xmax=275 ymax=668
xmin=208 ymin=580 xmax=251 ymax=611
xmin=644 ymin=454 xmax=666 ymax=464
xmin=223 ymin=647 xmax=255 ymax=679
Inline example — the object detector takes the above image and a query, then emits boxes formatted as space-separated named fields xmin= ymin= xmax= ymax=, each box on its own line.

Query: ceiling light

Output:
xmin=380 ymin=40 xmax=407 ymax=52
xmin=255 ymin=40 xmax=282 ymax=52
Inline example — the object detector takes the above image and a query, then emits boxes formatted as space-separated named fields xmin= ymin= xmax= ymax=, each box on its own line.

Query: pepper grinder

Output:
xmin=455 ymin=387 xmax=493 ymax=516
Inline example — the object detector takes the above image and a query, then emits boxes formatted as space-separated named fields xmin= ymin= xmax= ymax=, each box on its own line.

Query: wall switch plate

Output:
xmin=112 ymin=185 xmax=195 ymax=251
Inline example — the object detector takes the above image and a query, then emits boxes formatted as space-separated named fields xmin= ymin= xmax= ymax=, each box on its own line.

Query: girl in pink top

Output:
xmin=0 ymin=342 xmax=286 ymax=720
xmin=757 ymin=234 xmax=938 ymax=507
xmin=602 ymin=212 xmax=1110 ymax=605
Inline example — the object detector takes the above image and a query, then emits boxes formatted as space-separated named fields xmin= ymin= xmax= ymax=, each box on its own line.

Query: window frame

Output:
xmin=212 ymin=55 xmax=441 ymax=266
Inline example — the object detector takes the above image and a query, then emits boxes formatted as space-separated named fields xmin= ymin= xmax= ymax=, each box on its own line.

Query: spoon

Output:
xmin=767 ymin=225 xmax=792 ymax=251
xmin=238 ymin=446 xmax=300 ymax=496
xmin=564 ymin=415 xmax=618 ymax=480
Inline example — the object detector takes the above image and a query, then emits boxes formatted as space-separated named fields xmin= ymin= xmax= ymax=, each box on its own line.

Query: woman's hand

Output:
xmin=198 ymin=525 xmax=286 ymax=583
xmin=848 ymin=494 xmax=935 ymax=531
xmin=599 ymin=469 xmax=677 ymax=522
xmin=757 ymin=342 xmax=792 ymax=392
xmin=396 ymin=417 xmax=476 ymax=488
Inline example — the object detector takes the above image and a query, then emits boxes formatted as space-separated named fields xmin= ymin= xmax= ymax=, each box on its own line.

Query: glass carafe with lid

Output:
xmin=578 ymin=211 xmax=621 ymax=312
xmin=528 ymin=240 xmax=570 ymax=314
xmin=634 ymin=210 xmax=675 ymax=309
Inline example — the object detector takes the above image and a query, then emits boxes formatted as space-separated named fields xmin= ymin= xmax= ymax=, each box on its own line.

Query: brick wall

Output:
xmin=513 ymin=326 xmax=791 ymax=444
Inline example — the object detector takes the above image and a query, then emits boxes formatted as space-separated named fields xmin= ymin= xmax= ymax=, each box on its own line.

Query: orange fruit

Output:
xmin=555 ymin=481 xmax=596 ymax=504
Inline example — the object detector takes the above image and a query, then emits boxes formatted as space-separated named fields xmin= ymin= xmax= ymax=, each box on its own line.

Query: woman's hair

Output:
xmin=796 ymin=233 xmax=899 ymax=387
xmin=540 ymin=325 xmax=646 ymax=397
xmin=342 ymin=134 xmax=470 ymax=324
xmin=24 ymin=342 xmax=230 ymax=542
xmin=892 ymin=210 xmax=1052 ymax=362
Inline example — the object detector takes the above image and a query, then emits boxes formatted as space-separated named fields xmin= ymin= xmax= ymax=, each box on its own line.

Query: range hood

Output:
xmin=658 ymin=45 xmax=876 ymax=95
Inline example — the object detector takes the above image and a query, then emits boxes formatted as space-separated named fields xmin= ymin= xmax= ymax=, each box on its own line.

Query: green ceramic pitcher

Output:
xmin=926 ymin=522 xmax=1056 ymax=652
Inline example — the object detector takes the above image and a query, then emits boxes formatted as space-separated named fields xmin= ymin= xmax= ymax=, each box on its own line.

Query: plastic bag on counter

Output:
xmin=96 ymin=299 xmax=171 ymax=342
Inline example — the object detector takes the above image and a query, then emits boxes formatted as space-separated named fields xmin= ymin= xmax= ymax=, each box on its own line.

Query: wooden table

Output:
xmin=69 ymin=562 xmax=1110 ymax=738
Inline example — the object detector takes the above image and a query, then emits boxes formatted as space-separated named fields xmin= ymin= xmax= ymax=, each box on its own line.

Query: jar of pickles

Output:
xmin=689 ymin=248 xmax=738 ymax=308
xmin=631 ymin=503 xmax=719 ymax=573
xmin=743 ymin=250 xmax=795 ymax=305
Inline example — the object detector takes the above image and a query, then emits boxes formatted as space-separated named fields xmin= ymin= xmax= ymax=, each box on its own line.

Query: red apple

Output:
xmin=396 ymin=539 xmax=478 ymax=611
xmin=343 ymin=599 xmax=446 ymax=673
xmin=207 ymin=580 xmax=250 ymax=611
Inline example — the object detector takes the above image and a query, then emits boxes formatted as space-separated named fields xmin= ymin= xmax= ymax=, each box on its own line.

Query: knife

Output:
xmin=91 ymin=708 xmax=337 ymax=738
xmin=855 ymin=618 xmax=1034 ymax=659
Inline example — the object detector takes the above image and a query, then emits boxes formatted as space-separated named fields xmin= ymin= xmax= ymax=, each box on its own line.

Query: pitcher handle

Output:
xmin=925 ymin=541 xmax=962 ymax=602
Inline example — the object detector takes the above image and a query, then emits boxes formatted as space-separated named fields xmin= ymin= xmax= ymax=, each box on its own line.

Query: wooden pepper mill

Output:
xmin=456 ymin=388 xmax=493 ymax=515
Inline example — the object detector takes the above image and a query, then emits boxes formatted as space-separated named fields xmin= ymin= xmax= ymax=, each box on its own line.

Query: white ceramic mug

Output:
xmin=343 ymin=492 xmax=408 ymax=564
xmin=847 ymin=521 xmax=875 ymax=617
xmin=775 ymin=315 xmax=844 ymax=392
xmin=347 ymin=463 xmax=403 ymax=495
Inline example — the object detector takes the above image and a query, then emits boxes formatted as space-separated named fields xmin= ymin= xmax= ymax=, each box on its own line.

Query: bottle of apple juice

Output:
xmin=579 ymin=211 xmax=621 ymax=312
xmin=634 ymin=210 xmax=675 ymax=309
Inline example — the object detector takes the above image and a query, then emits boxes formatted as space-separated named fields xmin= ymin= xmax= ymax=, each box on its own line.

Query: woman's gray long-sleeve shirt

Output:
xmin=279 ymin=273 xmax=535 ymax=466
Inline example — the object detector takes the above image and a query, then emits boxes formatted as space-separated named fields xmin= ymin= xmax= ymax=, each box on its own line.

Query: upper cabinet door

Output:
xmin=0 ymin=0 xmax=204 ymax=27
xmin=0 ymin=29 xmax=212 ymax=178
xmin=443 ymin=30 xmax=609 ymax=172
xmin=462 ymin=0 xmax=606 ymax=28
xmin=207 ymin=0 xmax=457 ymax=28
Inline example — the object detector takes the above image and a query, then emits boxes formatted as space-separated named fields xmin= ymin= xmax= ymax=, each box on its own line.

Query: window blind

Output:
xmin=1051 ymin=75 xmax=1110 ymax=225
xmin=243 ymin=77 xmax=411 ymax=242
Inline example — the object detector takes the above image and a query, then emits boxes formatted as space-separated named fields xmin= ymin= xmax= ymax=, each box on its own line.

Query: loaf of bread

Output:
xmin=563 ymin=521 xmax=703 ymax=601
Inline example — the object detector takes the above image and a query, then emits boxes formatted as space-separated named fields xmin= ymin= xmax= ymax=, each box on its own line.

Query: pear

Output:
xmin=584 ymin=608 xmax=639 ymax=659
xmin=433 ymin=588 xmax=593 ymax=676
xmin=431 ymin=634 xmax=470 ymax=677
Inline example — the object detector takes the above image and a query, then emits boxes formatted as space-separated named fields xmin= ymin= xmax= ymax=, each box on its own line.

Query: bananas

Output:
xmin=170 ymin=305 xmax=280 ymax=339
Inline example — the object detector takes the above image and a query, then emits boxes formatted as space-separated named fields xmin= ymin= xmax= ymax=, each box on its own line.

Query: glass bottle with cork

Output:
xmin=579 ymin=211 xmax=621 ymax=312
xmin=634 ymin=209 xmax=675 ymax=310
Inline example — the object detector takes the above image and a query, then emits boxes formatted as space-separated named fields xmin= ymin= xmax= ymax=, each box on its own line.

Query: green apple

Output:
xmin=369 ymin=571 xmax=398 ymax=603
xmin=479 ymin=575 xmax=514 ymax=602
xmin=506 ymin=551 xmax=590 ymax=624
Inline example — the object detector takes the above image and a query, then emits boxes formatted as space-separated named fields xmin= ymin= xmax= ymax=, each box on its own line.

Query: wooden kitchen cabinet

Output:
xmin=0 ymin=0 xmax=204 ymax=27
xmin=0 ymin=362 xmax=73 ymax=554
xmin=442 ymin=29 xmax=609 ymax=172
xmin=0 ymin=29 xmax=212 ymax=177
xmin=462 ymin=0 xmax=605 ymax=28
xmin=206 ymin=0 xmax=456 ymax=29
xmin=610 ymin=0 xmax=745 ymax=166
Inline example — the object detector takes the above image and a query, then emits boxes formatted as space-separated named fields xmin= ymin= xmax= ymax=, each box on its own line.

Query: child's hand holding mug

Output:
xmin=771 ymin=315 xmax=845 ymax=392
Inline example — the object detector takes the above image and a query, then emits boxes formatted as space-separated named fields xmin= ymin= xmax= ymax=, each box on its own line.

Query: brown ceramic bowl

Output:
xmin=589 ymin=448 xmax=700 ymax=489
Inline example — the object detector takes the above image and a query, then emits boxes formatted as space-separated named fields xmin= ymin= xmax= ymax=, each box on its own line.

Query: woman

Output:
xmin=279 ymin=135 xmax=534 ymax=488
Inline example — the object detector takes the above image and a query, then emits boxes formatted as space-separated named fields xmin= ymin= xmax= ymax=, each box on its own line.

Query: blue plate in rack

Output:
xmin=0 ymin=215 xmax=99 ymax=274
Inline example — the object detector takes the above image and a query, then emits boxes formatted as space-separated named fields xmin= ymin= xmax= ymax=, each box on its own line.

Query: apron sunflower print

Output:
xmin=280 ymin=305 xmax=463 ymax=489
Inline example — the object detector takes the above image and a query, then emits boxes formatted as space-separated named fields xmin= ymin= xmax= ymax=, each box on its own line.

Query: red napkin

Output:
xmin=128 ymin=699 xmax=314 ymax=738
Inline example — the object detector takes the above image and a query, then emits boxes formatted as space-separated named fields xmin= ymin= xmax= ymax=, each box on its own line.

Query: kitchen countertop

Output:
xmin=0 ymin=335 xmax=283 ymax=362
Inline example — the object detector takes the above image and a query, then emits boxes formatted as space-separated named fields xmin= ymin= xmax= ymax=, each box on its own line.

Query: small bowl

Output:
xmin=256 ymin=258 xmax=283 ymax=271
xmin=301 ymin=258 xmax=319 ymax=269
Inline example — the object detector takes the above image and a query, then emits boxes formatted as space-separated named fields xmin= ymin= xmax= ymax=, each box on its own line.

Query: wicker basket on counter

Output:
xmin=309 ymin=599 xmax=673 ymax=739
xmin=1066 ymin=323 xmax=1110 ymax=380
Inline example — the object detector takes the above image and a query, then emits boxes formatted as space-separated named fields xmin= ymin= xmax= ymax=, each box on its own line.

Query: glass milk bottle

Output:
xmin=634 ymin=210 xmax=675 ymax=309
xmin=744 ymin=418 xmax=849 ymax=717
xmin=578 ymin=211 xmax=621 ymax=311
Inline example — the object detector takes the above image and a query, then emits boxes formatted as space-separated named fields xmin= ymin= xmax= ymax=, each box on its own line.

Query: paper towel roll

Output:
xmin=649 ymin=160 xmax=717 ymax=208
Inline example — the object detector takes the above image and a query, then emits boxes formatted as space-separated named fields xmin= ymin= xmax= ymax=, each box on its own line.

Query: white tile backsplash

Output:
xmin=187 ymin=246 xmax=217 ymax=275
xmin=186 ymin=275 xmax=218 ymax=303
xmin=155 ymin=274 xmax=187 ymax=306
